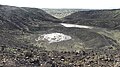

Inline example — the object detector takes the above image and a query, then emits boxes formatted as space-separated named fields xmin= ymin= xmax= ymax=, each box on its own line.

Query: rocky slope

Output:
xmin=0 ymin=5 xmax=117 ymax=51
xmin=0 ymin=5 xmax=120 ymax=67
xmin=63 ymin=9 xmax=120 ymax=29
xmin=0 ymin=5 xmax=60 ymax=31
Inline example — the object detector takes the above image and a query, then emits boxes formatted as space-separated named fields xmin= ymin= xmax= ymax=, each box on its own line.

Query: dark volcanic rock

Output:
xmin=0 ymin=5 xmax=119 ymax=51
xmin=63 ymin=9 xmax=120 ymax=29
xmin=0 ymin=5 xmax=120 ymax=67
xmin=0 ymin=5 xmax=60 ymax=31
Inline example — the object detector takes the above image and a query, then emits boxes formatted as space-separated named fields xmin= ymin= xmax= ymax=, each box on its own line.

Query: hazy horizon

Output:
xmin=0 ymin=0 xmax=120 ymax=9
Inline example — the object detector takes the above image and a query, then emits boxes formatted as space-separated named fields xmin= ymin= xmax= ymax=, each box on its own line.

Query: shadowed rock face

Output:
xmin=63 ymin=9 xmax=120 ymax=29
xmin=0 ymin=5 xmax=60 ymax=30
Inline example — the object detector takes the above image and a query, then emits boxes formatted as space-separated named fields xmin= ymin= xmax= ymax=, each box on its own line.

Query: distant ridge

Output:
xmin=63 ymin=9 xmax=120 ymax=29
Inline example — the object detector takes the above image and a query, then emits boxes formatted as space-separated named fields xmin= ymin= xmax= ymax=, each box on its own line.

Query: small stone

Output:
xmin=61 ymin=59 xmax=64 ymax=61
